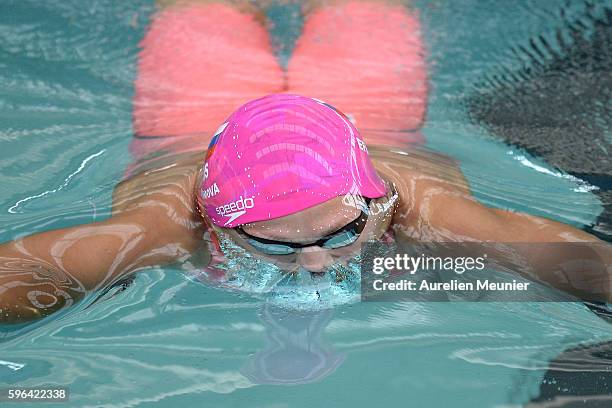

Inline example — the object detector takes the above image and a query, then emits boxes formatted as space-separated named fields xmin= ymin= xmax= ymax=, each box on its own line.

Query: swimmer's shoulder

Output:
xmin=369 ymin=145 xmax=470 ymax=194
xmin=369 ymin=145 xmax=471 ymax=232
xmin=112 ymin=151 xmax=202 ymax=216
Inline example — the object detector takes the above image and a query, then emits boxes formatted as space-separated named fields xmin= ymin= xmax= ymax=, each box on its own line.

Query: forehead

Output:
xmin=241 ymin=196 xmax=362 ymax=241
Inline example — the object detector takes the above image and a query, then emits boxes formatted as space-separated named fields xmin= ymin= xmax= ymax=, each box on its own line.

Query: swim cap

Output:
xmin=198 ymin=94 xmax=386 ymax=228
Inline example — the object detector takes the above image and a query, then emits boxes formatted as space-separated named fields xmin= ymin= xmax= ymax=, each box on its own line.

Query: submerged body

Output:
xmin=1 ymin=142 xmax=609 ymax=323
xmin=0 ymin=0 xmax=610 ymax=323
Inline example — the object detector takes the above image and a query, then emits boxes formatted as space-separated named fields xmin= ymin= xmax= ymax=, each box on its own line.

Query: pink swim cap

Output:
xmin=198 ymin=94 xmax=387 ymax=228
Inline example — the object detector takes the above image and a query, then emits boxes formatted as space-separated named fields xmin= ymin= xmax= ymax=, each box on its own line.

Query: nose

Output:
xmin=296 ymin=247 xmax=334 ymax=273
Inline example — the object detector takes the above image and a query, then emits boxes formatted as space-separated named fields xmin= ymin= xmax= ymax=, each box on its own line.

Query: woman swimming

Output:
xmin=0 ymin=0 xmax=610 ymax=322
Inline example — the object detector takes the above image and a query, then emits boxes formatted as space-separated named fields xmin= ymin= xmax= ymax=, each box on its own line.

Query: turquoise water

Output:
xmin=1 ymin=0 xmax=611 ymax=407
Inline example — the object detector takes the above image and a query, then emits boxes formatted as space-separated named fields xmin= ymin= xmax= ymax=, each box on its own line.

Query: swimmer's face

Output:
xmin=218 ymin=188 xmax=397 ymax=273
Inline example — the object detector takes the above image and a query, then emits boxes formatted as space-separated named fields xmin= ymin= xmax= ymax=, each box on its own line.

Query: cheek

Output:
xmin=224 ymin=235 xmax=295 ymax=265
xmin=255 ymin=252 xmax=298 ymax=268
xmin=330 ymin=244 xmax=362 ymax=259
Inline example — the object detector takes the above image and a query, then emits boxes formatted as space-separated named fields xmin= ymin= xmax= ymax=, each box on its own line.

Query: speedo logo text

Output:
xmin=216 ymin=196 xmax=255 ymax=226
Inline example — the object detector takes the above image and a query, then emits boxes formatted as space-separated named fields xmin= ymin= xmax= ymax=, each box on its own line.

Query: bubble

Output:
xmin=199 ymin=236 xmax=365 ymax=310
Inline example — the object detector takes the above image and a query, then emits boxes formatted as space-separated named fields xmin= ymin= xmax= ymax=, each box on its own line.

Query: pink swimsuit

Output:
xmin=129 ymin=1 xmax=428 ymax=175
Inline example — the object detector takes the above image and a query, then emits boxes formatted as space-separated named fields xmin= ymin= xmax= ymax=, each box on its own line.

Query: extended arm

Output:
xmin=423 ymin=190 xmax=602 ymax=243
xmin=396 ymin=183 xmax=612 ymax=302
xmin=0 ymin=160 xmax=205 ymax=323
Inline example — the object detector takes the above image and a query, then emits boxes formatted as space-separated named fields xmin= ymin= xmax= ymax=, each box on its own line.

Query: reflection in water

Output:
xmin=242 ymin=303 xmax=344 ymax=385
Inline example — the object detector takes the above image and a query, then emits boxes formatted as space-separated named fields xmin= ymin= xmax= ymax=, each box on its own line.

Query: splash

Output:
xmin=194 ymin=236 xmax=365 ymax=310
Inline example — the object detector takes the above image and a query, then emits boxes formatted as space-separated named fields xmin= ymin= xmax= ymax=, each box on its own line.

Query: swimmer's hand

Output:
xmin=0 ymin=159 xmax=205 ymax=323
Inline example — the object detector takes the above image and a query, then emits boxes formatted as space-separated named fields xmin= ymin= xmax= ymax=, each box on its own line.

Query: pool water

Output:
xmin=1 ymin=0 xmax=611 ymax=407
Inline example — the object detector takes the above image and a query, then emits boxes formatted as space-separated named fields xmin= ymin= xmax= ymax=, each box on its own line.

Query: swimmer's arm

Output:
xmin=425 ymin=192 xmax=602 ymax=243
xmin=0 ymin=207 xmax=203 ymax=323
xmin=416 ymin=192 xmax=612 ymax=302
xmin=0 ymin=155 xmax=204 ymax=323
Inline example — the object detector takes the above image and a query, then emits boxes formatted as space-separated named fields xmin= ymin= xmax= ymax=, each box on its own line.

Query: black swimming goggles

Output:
xmin=236 ymin=198 xmax=371 ymax=255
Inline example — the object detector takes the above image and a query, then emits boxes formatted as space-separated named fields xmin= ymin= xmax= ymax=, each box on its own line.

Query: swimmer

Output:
xmin=0 ymin=0 xmax=610 ymax=322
